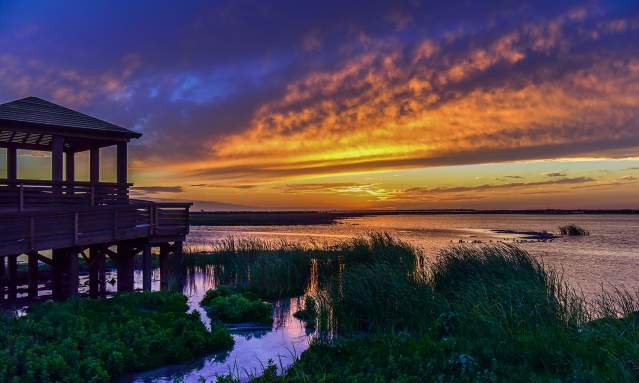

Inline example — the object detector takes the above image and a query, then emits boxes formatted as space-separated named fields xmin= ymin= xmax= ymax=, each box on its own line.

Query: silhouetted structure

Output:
xmin=0 ymin=97 xmax=190 ymax=303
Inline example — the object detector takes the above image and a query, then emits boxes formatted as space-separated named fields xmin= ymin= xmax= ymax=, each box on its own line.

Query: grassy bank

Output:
xmin=0 ymin=292 xmax=233 ymax=383
xmin=183 ymin=233 xmax=423 ymax=300
xmin=206 ymin=239 xmax=639 ymax=382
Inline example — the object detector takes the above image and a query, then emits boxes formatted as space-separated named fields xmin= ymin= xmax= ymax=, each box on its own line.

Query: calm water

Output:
xmin=128 ymin=214 xmax=639 ymax=382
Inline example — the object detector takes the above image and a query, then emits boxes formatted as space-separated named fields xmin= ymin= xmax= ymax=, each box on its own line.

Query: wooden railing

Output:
xmin=0 ymin=179 xmax=130 ymax=211
xmin=0 ymin=200 xmax=191 ymax=257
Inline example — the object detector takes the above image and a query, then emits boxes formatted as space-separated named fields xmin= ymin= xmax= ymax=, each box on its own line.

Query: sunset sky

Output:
xmin=1 ymin=1 xmax=638 ymax=210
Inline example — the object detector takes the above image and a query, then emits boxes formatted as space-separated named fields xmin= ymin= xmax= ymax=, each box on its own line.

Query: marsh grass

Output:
xmin=559 ymin=224 xmax=590 ymax=236
xmin=183 ymin=233 xmax=424 ymax=300
xmin=218 ymin=242 xmax=639 ymax=382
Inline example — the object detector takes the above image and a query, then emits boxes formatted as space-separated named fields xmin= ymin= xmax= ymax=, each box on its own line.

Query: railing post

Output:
xmin=113 ymin=208 xmax=118 ymax=240
xmin=29 ymin=216 xmax=35 ymax=251
xmin=19 ymin=182 xmax=24 ymax=212
xmin=73 ymin=212 xmax=79 ymax=245
xmin=90 ymin=184 xmax=95 ymax=207
xmin=149 ymin=205 xmax=154 ymax=235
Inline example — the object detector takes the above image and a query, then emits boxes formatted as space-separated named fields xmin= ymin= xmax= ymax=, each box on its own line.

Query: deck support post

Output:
xmin=7 ymin=145 xmax=17 ymax=182
xmin=52 ymin=136 xmax=64 ymax=197
xmin=69 ymin=248 xmax=79 ymax=297
xmin=116 ymin=243 xmax=135 ymax=292
xmin=27 ymin=252 xmax=38 ymax=298
xmin=65 ymin=151 xmax=75 ymax=194
xmin=0 ymin=257 xmax=4 ymax=303
xmin=89 ymin=246 xmax=107 ymax=298
xmin=51 ymin=248 xmax=79 ymax=300
xmin=159 ymin=244 xmax=169 ymax=291
xmin=142 ymin=243 xmax=152 ymax=292
xmin=7 ymin=255 xmax=17 ymax=303
xmin=116 ymin=142 xmax=127 ymax=201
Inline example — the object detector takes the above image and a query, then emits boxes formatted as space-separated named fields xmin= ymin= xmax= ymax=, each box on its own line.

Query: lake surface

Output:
xmin=129 ymin=214 xmax=639 ymax=382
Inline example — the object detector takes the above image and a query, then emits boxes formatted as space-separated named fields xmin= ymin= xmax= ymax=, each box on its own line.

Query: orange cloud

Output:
xmin=170 ymin=8 xmax=639 ymax=187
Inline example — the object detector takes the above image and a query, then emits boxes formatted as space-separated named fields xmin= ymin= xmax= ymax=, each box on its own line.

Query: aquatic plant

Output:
xmin=559 ymin=224 xmax=590 ymax=236
xmin=0 ymin=292 xmax=233 ymax=383
xmin=201 ymin=285 xmax=273 ymax=324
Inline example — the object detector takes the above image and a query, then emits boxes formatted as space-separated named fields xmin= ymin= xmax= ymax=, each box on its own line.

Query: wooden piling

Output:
xmin=7 ymin=255 xmax=17 ymax=303
xmin=159 ymin=244 xmax=169 ymax=291
xmin=142 ymin=243 xmax=152 ymax=292
xmin=89 ymin=246 xmax=105 ymax=298
xmin=27 ymin=252 xmax=38 ymax=298
xmin=116 ymin=243 xmax=135 ymax=292
xmin=68 ymin=249 xmax=79 ymax=297
xmin=0 ymin=256 xmax=5 ymax=303
xmin=51 ymin=248 xmax=79 ymax=300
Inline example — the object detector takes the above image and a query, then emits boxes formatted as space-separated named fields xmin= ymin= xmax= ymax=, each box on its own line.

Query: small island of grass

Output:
xmin=201 ymin=285 xmax=273 ymax=324
xmin=559 ymin=224 xmax=590 ymax=236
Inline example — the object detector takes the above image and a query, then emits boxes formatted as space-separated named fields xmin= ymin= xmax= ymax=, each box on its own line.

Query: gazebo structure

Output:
xmin=0 ymin=96 xmax=190 ymax=303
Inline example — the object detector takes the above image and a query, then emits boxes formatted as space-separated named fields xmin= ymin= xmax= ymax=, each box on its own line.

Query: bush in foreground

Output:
xmin=0 ymin=292 xmax=233 ymax=383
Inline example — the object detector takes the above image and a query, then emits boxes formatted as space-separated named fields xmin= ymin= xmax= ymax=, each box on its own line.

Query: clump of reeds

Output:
xmin=559 ymin=224 xmax=590 ymax=236
xmin=279 ymin=244 xmax=639 ymax=381
xmin=182 ymin=233 xmax=425 ymax=300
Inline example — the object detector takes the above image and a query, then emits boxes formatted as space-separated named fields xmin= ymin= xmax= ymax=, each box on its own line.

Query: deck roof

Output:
xmin=0 ymin=96 xmax=141 ymax=142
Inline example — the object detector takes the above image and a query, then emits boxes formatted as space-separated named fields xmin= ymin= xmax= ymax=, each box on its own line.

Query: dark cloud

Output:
xmin=544 ymin=172 xmax=566 ymax=177
xmin=132 ymin=186 xmax=183 ymax=194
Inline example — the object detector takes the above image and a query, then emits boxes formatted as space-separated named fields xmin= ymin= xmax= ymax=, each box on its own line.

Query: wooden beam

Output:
xmin=35 ymin=253 xmax=53 ymax=266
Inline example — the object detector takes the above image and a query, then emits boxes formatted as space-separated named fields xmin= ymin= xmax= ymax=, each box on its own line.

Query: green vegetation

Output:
xmin=184 ymin=233 xmax=423 ymax=300
xmin=559 ymin=224 xmax=590 ymax=236
xmin=0 ymin=292 xmax=233 ymax=383
xmin=211 ymin=240 xmax=639 ymax=383
xmin=201 ymin=285 xmax=273 ymax=324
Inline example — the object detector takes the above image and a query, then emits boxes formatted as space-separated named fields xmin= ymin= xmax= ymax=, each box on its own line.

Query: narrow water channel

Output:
xmin=117 ymin=269 xmax=316 ymax=383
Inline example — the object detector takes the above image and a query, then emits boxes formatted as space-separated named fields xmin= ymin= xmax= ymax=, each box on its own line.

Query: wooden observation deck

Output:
xmin=0 ymin=97 xmax=190 ymax=304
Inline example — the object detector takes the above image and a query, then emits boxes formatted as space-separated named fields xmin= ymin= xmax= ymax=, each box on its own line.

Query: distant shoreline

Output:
xmin=190 ymin=209 xmax=639 ymax=226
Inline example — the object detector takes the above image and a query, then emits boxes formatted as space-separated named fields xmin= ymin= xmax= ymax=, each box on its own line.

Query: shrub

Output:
xmin=0 ymin=292 xmax=233 ymax=383
xmin=201 ymin=285 xmax=273 ymax=324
